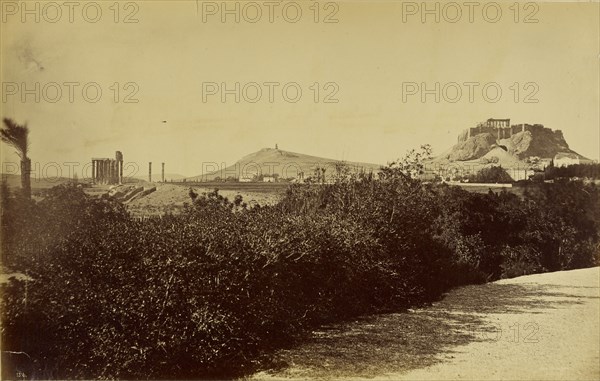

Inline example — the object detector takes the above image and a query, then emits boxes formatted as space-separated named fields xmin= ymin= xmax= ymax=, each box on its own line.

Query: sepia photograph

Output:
xmin=1 ymin=1 xmax=599 ymax=379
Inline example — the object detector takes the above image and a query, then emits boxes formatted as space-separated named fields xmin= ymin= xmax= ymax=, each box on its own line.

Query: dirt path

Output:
xmin=250 ymin=267 xmax=600 ymax=380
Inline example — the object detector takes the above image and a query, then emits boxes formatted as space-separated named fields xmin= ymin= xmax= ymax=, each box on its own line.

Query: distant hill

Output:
xmin=187 ymin=148 xmax=382 ymax=182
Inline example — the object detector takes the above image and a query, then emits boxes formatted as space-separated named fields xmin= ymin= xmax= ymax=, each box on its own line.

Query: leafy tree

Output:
xmin=1 ymin=118 xmax=31 ymax=198
xmin=468 ymin=165 xmax=513 ymax=183
xmin=378 ymin=145 xmax=433 ymax=184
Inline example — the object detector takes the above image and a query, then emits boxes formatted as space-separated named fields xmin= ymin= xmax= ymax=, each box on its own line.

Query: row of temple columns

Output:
xmin=90 ymin=152 xmax=167 ymax=184
xmin=92 ymin=159 xmax=123 ymax=185
xmin=487 ymin=119 xmax=511 ymax=128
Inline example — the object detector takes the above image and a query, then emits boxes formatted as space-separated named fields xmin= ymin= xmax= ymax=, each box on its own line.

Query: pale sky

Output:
xmin=1 ymin=1 xmax=599 ymax=177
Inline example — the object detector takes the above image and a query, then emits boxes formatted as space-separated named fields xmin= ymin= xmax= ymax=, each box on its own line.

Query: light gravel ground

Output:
xmin=251 ymin=267 xmax=600 ymax=381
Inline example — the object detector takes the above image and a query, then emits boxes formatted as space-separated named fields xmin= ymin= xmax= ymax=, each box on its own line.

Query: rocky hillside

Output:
xmin=439 ymin=124 xmax=585 ymax=163
xmin=503 ymin=129 xmax=573 ymax=159
xmin=446 ymin=133 xmax=498 ymax=161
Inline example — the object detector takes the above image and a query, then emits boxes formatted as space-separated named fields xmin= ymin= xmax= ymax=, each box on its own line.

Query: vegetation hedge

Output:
xmin=1 ymin=161 xmax=599 ymax=379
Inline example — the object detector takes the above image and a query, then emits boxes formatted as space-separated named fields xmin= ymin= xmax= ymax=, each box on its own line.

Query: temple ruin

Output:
xmin=92 ymin=151 xmax=124 ymax=185
xmin=460 ymin=118 xmax=552 ymax=142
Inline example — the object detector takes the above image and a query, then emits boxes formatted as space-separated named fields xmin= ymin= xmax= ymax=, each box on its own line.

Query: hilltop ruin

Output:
xmin=458 ymin=118 xmax=565 ymax=144
xmin=446 ymin=118 xmax=577 ymax=162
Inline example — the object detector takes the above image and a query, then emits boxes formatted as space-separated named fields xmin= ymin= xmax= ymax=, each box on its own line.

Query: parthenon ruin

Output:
xmin=479 ymin=118 xmax=511 ymax=128
xmin=459 ymin=118 xmax=557 ymax=143
xmin=92 ymin=151 xmax=124 ymax=185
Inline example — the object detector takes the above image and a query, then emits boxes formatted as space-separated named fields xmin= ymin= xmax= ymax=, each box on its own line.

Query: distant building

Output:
xmin=263 ymin=176 xmax=275 ymax=183
xmin=554 ymin=152 xmax=580 ymax=167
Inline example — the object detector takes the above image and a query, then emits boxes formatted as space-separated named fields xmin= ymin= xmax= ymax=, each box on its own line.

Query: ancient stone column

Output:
xmin=107 ymin=160 xmax=112 ymax=184
xmin=149 ymin=162 xmax=152 ymax=182
xmin=162 ymin=163 xmax=165 ymax=182
xmin=119 ymin=160 xmax=123 ymax=184
xmin=116 ymin=151 xmax=124 ymax=184
xmin=113 ymin=160 xmax=118 ymax=184
xmin=111 ymin=160 xmax=116 ymax=184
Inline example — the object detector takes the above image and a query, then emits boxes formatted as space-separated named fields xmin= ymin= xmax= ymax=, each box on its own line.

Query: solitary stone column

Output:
xmin=161 ymin=163 xmax=165 ymax=182
xmin=116 ymin=151 xmax=123 ymax=184
xmin=149 ymin=162 xmax=152 ymax=182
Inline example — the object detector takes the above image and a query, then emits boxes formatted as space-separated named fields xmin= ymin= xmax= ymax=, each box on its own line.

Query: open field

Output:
xmin=250 ymin=267 xmax=600 ymax=381
xmin=170 ymin=181 xmax=291 ymax=194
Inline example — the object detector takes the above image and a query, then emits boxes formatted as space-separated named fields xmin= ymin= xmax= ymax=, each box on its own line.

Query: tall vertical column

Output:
xmin=114 ymin=161 xmax=118 ymax=184
xmin=162 ymin=163 xmax=165 ymax=182
xmin=111 ymin=161 xmax=116 ymax=184
xmin=102 ymin=160 xmax=107 ymax=184
xmin=121 ymin=161 xmax=124 ymax=184
xmin=91 ymin=160 xmax=96 ymax=184
xmin=149 ymin=162 xmax=152 ymax=182
xmin=116 ymin=151 xmax=124 ymax=185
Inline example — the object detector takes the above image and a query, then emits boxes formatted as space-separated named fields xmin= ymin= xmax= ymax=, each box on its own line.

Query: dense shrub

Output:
xmin=467 ymin=165 xmax=514 ymax=183
xmin=1 ymin=166 xmax=599 ymax=378
xmin=544 ymin=162 xmax=600 ymax=180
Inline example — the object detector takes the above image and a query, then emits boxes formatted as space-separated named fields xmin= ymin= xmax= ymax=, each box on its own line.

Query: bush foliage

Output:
xmin=1 ymin=158 xmax=599 ymax=379
xmin=467 ymin=165 xmax=514 ymax=183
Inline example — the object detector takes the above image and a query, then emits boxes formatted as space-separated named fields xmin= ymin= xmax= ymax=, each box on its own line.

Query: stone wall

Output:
xmin=459 ymin=122 xmax=557 ymax=143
